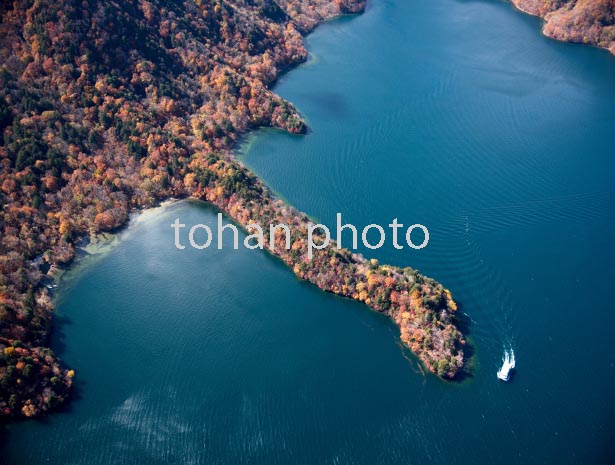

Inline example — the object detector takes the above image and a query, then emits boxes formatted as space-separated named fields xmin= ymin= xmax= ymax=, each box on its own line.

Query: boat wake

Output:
xmin=497 ymin=347 xmax=515 ymax=381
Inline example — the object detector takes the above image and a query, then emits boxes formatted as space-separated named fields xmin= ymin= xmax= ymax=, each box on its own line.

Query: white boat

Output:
xmin=497 ymin=349 xmax=515 ymax=381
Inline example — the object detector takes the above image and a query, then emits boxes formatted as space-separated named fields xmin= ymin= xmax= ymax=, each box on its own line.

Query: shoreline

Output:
xmin=46 ymin=199 xmax=182 ymax=302
xmin=509 ymin=0 xmax=615 ymax=56
xmin=0 ymin=0 xmax=465 ymax=421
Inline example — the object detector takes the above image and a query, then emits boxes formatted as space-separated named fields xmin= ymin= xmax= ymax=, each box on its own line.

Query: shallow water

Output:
xmin=3 ymin=0 xmax=615 ymax=463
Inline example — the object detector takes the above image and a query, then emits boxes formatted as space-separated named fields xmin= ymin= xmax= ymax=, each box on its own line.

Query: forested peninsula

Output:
xmin=511 ymin=0 xmax=615 ymax=55
xmin=0 ymin=0 xmax=468 ymax=421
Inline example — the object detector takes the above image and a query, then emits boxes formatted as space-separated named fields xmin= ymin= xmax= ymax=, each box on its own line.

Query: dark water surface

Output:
xmin=3 ymin=0 xmax=614 ymax=463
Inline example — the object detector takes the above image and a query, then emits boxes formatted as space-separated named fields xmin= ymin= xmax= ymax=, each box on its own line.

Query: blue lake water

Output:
xmin=3 ymin=0 xmax=614 ymax=463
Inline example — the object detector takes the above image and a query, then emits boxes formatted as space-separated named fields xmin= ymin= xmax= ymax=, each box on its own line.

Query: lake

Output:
xmin=3 ymin=0 xmax=614 ymax=463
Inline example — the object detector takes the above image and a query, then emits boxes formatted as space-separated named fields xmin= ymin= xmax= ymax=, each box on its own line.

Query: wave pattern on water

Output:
xmin=4 ymin=0 xmax=615 ymax=464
